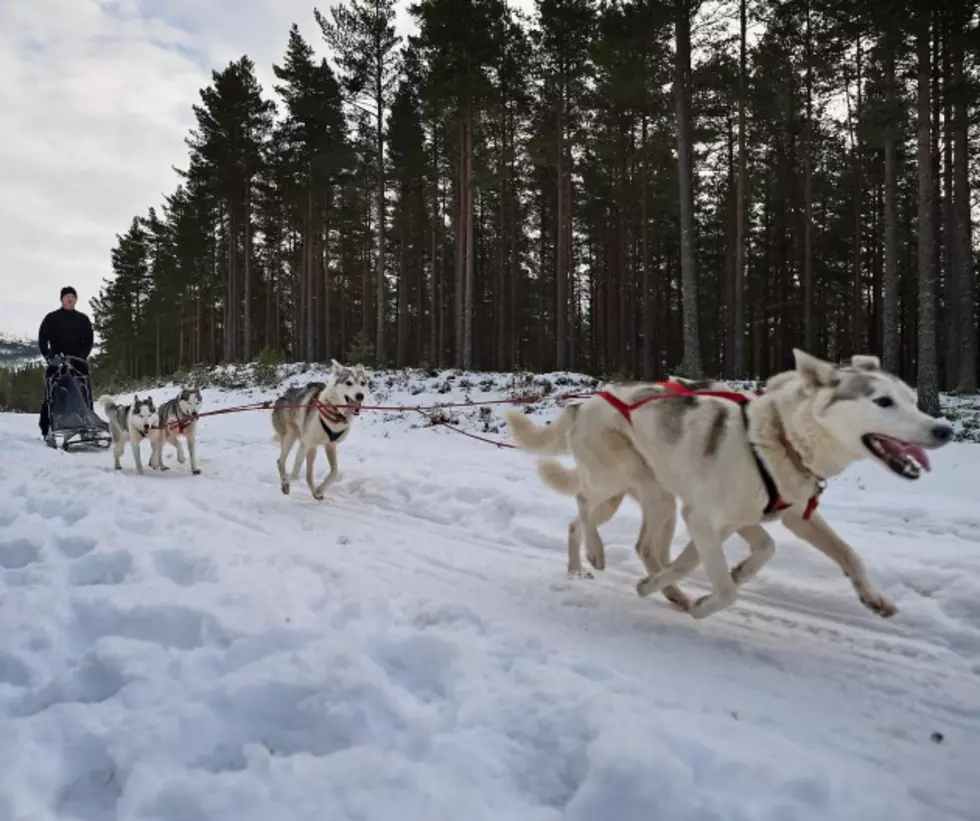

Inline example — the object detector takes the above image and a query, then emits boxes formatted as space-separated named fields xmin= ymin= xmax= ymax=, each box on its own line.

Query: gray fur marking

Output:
xmin=828 ymin=370 xmax=875 ymax=404
xmin=704 ymin=406 xmax=728 ymax=458
xmin=658 ymin=395 xmax=698 ymax=443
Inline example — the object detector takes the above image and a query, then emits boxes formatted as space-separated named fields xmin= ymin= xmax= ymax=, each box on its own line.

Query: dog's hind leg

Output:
xmin=780 ymin=509 xmax=897 ymax=617
xmin=277 ymin=430 xmax=298 ymax=494
xmin=568 ymin=492 xmax=623 ymax=578
xmin=112 ymin=438 xmax=124 ymax=471
xmin=314 ymin=442 xmax=339 ymax=500
xmin=290 ymin=430 xmax=308 ymax=480
xmin=634 ymin=488 xmax=690 ymax=610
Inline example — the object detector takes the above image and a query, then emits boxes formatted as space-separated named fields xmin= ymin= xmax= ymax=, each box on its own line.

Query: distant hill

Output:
xmin=0 ymin=334 xmax=41 ymax=369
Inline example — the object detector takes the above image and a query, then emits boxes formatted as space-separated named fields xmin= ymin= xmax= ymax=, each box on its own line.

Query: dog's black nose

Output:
xmin=355 ymin=392 xmax=364 ymax=401
xmin=931 ymin=424 xmax=953 ymax=443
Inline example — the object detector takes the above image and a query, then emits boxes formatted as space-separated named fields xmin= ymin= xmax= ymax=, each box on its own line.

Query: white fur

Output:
xmin=149 ymin=389 xmax=204 ymax=475
xmin=97 ymin=394 xmax=159 ymax=476
xmin=506 ymin=350 xmax=954 ymax=620
xmin=273 ymin=360 xmax=371 ymax=501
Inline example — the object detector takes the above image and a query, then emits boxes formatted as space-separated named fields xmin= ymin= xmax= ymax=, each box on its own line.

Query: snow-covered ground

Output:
xmin=1 ymin=367 xmax=978 ymax=821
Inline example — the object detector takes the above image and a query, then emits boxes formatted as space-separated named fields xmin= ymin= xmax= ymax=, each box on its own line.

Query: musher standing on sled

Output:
xmin=37 ymin=286 xmax=95 ymax=438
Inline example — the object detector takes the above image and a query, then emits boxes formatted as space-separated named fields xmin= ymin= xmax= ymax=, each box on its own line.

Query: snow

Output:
xmin=1 ymin=366 xmax=979 ymax=821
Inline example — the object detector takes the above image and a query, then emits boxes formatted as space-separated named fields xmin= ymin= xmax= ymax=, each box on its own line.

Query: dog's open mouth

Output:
xmin=344 ymin=396 xmax=362 ymax=416
xmin=862 ymin=434 xmax=930 ymax=479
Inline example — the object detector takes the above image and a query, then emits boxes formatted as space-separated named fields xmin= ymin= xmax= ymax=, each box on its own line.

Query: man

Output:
xmin=38 ymin=286 xmax=95 ymax=437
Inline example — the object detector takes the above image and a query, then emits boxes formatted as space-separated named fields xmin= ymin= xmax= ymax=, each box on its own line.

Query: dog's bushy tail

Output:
xmin=97 ymin=394 xmax=116 ymax=413
xmin=504 ymin=405 xmax=578 ymax=455
xmin=537 ymin=459 xmax=583 ymax=496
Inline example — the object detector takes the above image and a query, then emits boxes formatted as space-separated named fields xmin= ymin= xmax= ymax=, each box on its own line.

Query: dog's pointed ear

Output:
xmin=850 ymin=354 xmax=880 ymax=372
xmin=330 ymin=358 xmax=342 ymax=373
xmin=793 ymin=349 xmax=837 ymax=389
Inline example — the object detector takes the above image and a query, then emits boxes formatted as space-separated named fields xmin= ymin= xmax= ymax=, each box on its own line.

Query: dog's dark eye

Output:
xmin=874 ymin=396 xmax=894 ymax=408
xmin=346 ymin=380 xmax=353 ymax=387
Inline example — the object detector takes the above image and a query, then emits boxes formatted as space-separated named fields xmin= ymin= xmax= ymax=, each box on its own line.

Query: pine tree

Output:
xmin=316 ymin=0 xmax=401 ymax=366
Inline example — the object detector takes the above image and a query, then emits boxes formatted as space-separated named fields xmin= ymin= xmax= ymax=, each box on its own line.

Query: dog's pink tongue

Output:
xmin=904 ymin=443 xmax=931 ymax=471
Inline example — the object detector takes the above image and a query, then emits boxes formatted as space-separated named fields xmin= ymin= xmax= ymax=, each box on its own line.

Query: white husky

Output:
xmin=506 ymin=350 xmax=954 ymax=620
xmin=149 ymin=387 xmax=204 ymax=475
xmin=271 ymin=359 xmax=371 ymax=500
xmin=97 ymin=394 xmax=160 ymax=475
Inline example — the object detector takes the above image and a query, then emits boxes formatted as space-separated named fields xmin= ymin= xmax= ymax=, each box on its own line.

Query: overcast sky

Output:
xmin=0 ymin=0 xmax=534 ymax=341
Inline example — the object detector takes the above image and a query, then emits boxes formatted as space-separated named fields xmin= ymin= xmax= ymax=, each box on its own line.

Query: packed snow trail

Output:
xmin=1 ymin=369 xmax=978 ymax=821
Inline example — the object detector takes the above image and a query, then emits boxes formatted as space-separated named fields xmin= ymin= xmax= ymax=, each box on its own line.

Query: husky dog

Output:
xmin=559 ymin=376 xmax=756 ymax=612
xmin=149 ymin=387 xmax=204 ymax=475
xmin=506 ymin=350 xmax=954 ymax=620
xmin=97 ymin=394 xmax=159 ymax=475
xmin=271 ymin=359 xmax=370 ymax=500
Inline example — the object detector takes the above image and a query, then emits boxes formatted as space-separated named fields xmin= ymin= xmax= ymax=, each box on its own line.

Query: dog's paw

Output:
xmin=280 ymin=482 xmax=290 ymax=495
xmin=688 ymin=596 xmax=712 ymax=619
xmin=313 ymin=492 xmax=324 ymax=501
xmin=192 ymin=468 xmax=201 ymax=475
xmin=566 ymin=568 xmax=594 ymax=580
xmin=586 ymin=549 xmax=606 ymax=571
xmin=177 ymin=452 xmax=186 ymax=464
xmin=663 ymin=587 xmax=692 ymax=611
xmin=859 ymin=590 xmax=897 ymax=618
xmin=636 ymin=577 xmax=656 ymax=598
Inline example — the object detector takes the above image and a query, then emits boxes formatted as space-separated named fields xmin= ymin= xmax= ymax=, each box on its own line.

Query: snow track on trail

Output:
xmin=2 ymin=374 xmax=979 ymax=821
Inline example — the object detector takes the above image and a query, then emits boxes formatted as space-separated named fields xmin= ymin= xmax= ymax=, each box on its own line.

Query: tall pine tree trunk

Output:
xmin=733 ymin=0 xmax=748 ymax=376
xmin=882 ymin=38 xmax=900 ymax=374
xmin=376 ymin=93 xmax=386 ymax=366
xmin=674 ymin=0 xmax=702 ymax=376
xmin=802 ymin=0 xmax=814 ymax=355
xmin=463 ymin=107 xmax=475 ymax=370
xmin=916 ymin=8 xmax=940 ymax=415
xmin=952 ymin=4 xmax=975 ymax=392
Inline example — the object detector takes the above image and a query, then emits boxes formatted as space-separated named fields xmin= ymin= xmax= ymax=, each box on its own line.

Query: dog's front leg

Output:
xmin=683 ymin=509 xmax=738 ymax=619
xmin=305 ymin=447 xmax=322 ymax=500
xmin=780 ymin=509 xmax=896 ymax=617
xmin=149 ymin=434 xmax=168 ymax=471
xmin=186 ymin=433 xmax=200 ymax=475
xmin=131 ymin=437 xmax=145 ymax=475
xmin=174 ymin=436 xmax=187 ymax=465
xmin=728 ymin=524 xmax=776 ymax=587
xmin=313 ymin=442 xmax=339 ymax=499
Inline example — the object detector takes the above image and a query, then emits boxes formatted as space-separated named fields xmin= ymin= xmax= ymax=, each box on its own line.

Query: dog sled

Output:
xmin=43 ymin=354 xmax=112 ymax=451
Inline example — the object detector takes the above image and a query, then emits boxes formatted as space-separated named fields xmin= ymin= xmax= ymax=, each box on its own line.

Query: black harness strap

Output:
xmin=320 ymin=418 xmax=345 ymax=442
xmin=740 ymin=403 xmax=783 ymax=516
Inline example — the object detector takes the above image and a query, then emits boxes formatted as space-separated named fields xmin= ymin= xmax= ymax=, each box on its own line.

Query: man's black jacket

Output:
xmin=38 ymin=308 xmax=94 ymax=361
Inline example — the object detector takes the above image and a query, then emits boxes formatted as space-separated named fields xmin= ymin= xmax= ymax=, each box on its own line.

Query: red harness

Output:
xmin=313 ymin=398 xmax=351 ymax=429
xmin=596 ymin=381 xmax=821 ymax=520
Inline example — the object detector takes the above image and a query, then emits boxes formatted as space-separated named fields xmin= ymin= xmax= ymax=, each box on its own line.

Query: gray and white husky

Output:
xmin=149 ymin=387 xmax=204 ymax=475
xmin=271 ymin=359 xmax=370 ymax=500
xmin=506 ymin=350 xmax=954 ymax=620
xmin=97 ymin=394 xmax=159 ymax=475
